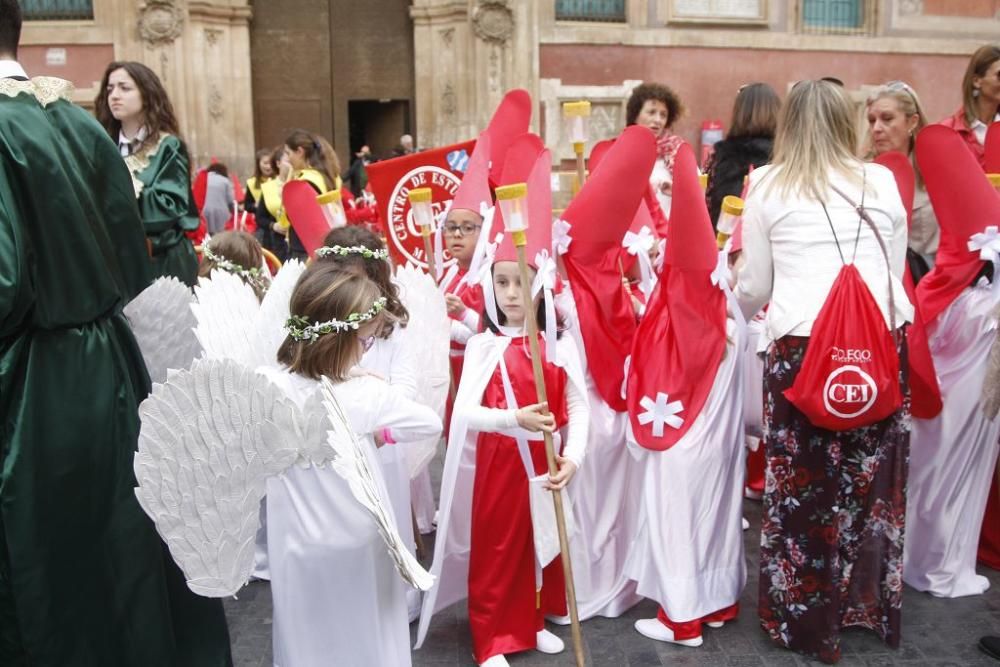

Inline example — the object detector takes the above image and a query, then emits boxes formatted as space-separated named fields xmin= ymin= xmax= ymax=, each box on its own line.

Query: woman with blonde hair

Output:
xmin=736 ymin=80 xmax=911 ymax=664
xmin=864 ymin=81 xmax=938 ymax=268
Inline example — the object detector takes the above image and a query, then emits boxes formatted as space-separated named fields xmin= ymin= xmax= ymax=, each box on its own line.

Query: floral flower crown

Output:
xmin=314 ymin=244 xmax=389 ymax=260
xmin=284 ymin=296 xmax=388 ymax=342
xmin=202 ymin=246 xmax=270 ymax=291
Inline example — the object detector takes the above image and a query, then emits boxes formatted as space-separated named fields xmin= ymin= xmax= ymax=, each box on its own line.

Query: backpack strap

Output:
xmin=830 ymin=180 xmax=899 ymax=341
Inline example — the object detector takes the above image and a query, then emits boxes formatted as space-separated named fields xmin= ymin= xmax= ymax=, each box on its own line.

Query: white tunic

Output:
xmin=624 ymin=317 xmax=747 ymax=622
xmin=262 ymin=370 xmax=441 ymax=667
xmin=362 ymin=332 xmax=423 ymax=620
xmin=550 ymin=289 xmax=642 ymax=623
xmin=904 ymin=280 xmax=1000 ymax=597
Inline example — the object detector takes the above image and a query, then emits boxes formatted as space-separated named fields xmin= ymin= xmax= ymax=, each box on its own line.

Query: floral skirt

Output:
xmin=758 ymin=335 xmax=910 ymax=664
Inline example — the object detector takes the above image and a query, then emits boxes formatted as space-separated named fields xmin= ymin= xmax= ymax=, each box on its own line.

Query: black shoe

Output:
xmin=980 ymin=636 xmax=1000 ymax=662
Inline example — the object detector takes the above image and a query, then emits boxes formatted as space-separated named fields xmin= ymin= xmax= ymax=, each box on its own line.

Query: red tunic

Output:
xmin=442 ymin=267 xmax=485 ymax=428
xmin=938 ymin=108 xmax=986 ymax=169
xmin=468 ymin=335 xmax=568 ymax=663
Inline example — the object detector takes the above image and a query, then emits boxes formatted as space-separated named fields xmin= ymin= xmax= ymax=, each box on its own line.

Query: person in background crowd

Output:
xmin=704 ymin=82 xmax=780 ymax=227
xmin=202 ymin=162 xmax=234 ymax=236
xmin=344 ymin=143 xmax=372 ymax=197
xmin=246 ymin=148 xmax=281 ymax=256
xmin=625 ymin=82 xmax=685 ymax=230
xmin=95 ymin=60 xmax=201 ymax=286
xmin=0 ymin=2 xmax=232 ymax=664
xmin=392 ymin=134 xmax=416 ymax=158
xmin=735 ymin=80 xmax=911 ymax=664
xmin=939 ymin=44 xmax=1000 ymax=168
xmin=272 ymin=130 xmax=340 ymax=261
xmin=863 ymin=80 xmax=938 ymax=271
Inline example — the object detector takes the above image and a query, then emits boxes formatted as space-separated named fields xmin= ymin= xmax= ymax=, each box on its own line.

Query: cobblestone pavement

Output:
xmin=225 ymin=490 xmax=1000 ymax=667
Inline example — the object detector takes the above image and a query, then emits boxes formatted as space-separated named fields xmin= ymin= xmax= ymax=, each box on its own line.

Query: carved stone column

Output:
xmin=410 ymin=0 xmax=539 ymax=149
xmin=133 ymin=0 xmax=255 ymax=174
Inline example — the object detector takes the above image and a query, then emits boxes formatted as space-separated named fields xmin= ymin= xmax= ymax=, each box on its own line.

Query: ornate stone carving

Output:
xmin=204 ymin=27 xmax=223 ymax=46
xmin=441 ymin=82 xmax=457 ymax=119
xmin=208 ymin=86 xmax=224 ymax=120
xmin=472 ymin=1 xmax=514 ymax=45
xmin=138 ymin=1 xmax=185 ymax=47
xmin=898 ymin=0 xmax=923 ymax=16
xmin=487 ymin=45 xmax=502 ymax=96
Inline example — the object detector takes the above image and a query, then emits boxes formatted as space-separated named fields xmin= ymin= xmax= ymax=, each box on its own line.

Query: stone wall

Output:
xmin=21 ymin=0 xmax=256 ymax=175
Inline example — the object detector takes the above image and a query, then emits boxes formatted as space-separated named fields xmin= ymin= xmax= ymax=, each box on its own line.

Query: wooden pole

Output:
xmin=574 ymin=141 xmax=587 ymax=194
xmin=421 ymin=227 xmax=436 ymax=281
xmin=511 ymin=229 xmax=585 ymax=667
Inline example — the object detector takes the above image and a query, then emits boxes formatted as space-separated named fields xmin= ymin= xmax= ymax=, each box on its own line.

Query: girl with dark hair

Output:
xmin=96 ymin=60 xmax=200 ymax=285
xmin=704 ymin=83 xmax=780 ymax=227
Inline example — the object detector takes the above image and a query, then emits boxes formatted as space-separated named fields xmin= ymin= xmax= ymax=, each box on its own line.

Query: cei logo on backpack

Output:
xmin=823 ymin=364 xmax=878 ymax=419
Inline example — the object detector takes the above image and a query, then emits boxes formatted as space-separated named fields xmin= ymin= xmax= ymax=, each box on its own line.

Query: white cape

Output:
xmin=414 ymin=330 xmax=588 ymax=648
xmin=904 ymin=281 xmax=1000 ymax=597
xmin=624 ymin=317 xmax=747 ymax=622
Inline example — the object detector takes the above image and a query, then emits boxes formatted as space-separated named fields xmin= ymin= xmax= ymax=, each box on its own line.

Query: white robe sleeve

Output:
xmin=461 ymin=403 xmax=519 ymax=432
xmin=450 ymin=319 xmax=475 ymax=345
xmin=346 ymin=377 xmax=442 ymax=444
xmin=461 ymin=308 xmax=480 ymax=332
xmin=561 ymin=379 xmax=589 ymax=469
xmin=734 ymin=191 xmax=773 ymax=321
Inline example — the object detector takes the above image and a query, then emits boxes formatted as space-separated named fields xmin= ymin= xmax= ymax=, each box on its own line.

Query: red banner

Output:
xmin=367 ymin=140 xmax=476 ymax=268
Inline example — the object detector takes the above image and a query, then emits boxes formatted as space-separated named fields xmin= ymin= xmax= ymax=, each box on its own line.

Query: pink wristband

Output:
xmin=380 ymin=428 xmax=396 ymax=445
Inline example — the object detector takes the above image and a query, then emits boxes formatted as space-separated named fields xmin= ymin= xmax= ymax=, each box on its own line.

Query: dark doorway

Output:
xmin=348 ymin=99 xmax=411 ymax=162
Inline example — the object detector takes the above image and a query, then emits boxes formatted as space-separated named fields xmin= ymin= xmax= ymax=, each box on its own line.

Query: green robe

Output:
xmin=0 ymin=77 xmax=231 ymax=667
xmin=126 ymin=132 xmax=200 ymax=286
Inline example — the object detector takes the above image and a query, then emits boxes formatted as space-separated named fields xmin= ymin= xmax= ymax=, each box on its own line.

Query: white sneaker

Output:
xmin=742 ymin=517 xmax=750 ymax=531
xmin=535 ymin=628 xmax=565 ymax=654
xmin=706 ymin=621 xmax=725 ymax=628
xmin=479 ymin=654 xmax=509 ymax=667
xmin=634 ymin=618 xmax=703 ymax=647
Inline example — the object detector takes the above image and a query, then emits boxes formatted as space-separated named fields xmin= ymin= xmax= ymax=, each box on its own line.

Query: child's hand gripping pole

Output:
xmin=563 ymin=101 xmax=591 ymax=196
xmin=496 ymin=182 xmax=586 ymax=667
xmin=409 ymin=187 xmax=436 ymax=280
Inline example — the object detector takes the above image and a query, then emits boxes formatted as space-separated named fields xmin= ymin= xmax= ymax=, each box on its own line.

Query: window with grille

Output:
xmin=801 ymin=0 xmax=867 ymax=31
xmin=21 ymin=0 xmax=94 ymax=21
xmin=555 ymin=0 xmax=626 ymax=22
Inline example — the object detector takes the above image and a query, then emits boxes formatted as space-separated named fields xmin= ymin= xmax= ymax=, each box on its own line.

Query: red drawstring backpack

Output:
xmin=784 ymin=173 xmax=903 ymax=430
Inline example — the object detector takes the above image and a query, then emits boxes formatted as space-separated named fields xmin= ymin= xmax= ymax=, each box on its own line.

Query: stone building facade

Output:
xmin=20 ymin=0 xmax=255 ymax=173
xmin=17 ymin=1 xmax=1000 ymax=179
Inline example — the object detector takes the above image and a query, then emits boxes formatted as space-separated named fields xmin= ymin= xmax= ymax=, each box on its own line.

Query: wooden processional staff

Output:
xmin=495 ymin=182 xmax=586 ymax=667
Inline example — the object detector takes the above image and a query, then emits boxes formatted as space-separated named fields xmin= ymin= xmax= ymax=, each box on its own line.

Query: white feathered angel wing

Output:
xmin=393 ymin=263 xmax=451 ymax=478
xmin=252 ymin=259 xmax=306 ymax=369
xmin=319 ymin=376 xmax=436 ymax=591
xmin=124 ymin=276 xmax=202 ymax=384
xmin=134 ymin=358 xmax=302 ymax=597
xmin=190 ymin=270 xmax=261 ymax=367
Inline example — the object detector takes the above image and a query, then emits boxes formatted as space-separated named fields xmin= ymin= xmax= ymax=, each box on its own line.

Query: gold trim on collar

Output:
xmin=0 ymin=76 xmax=74 ymax=106
xmin=123 ymin=132 xmax=170 ymax=198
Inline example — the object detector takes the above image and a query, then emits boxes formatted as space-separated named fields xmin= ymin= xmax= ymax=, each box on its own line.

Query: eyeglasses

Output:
xmin=444 ymin=223 xmax=482 ymax=237
xmin=359 ymin=335 xmax=376 ymax=352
